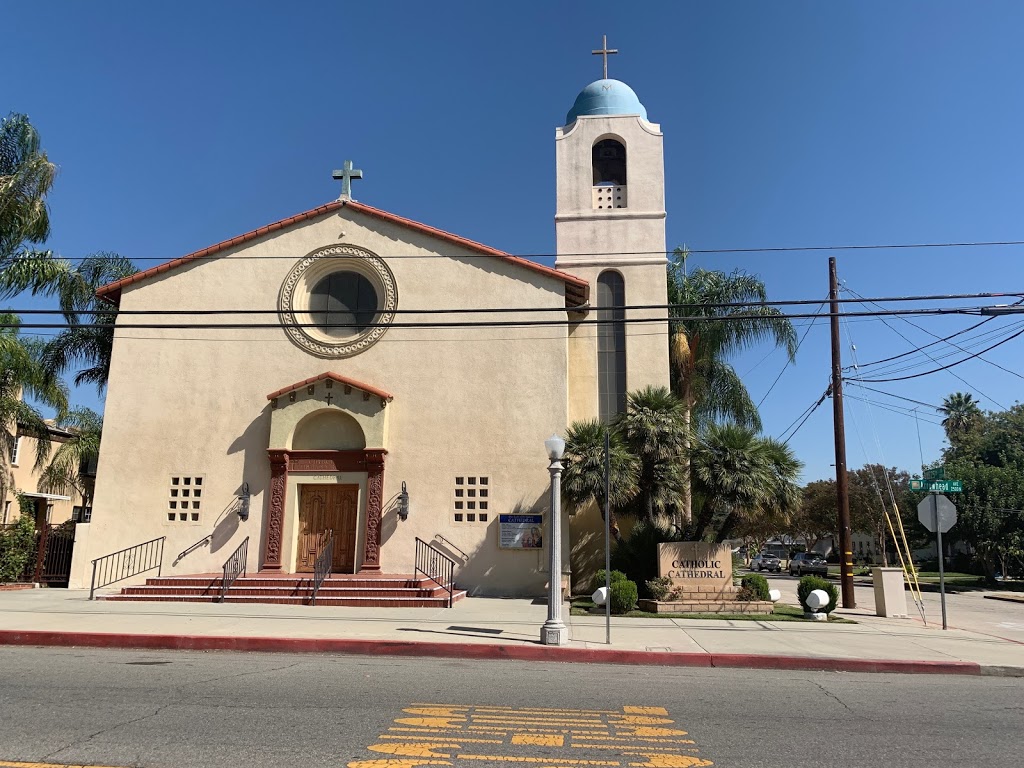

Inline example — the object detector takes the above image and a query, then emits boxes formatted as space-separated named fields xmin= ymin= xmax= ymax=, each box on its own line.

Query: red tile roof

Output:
xmin=98 ymin=200 xmax=589 ymax=306
xmin=266 ymin=372 xmax=393 ymax=402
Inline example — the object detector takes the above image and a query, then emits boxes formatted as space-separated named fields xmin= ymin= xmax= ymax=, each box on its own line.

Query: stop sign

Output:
xmin=918 ymin=494 xmax=957 ymax=533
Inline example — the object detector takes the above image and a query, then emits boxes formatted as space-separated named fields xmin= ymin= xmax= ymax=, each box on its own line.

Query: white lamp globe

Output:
xmin=545 ymin=434 xmax=566 ymax=460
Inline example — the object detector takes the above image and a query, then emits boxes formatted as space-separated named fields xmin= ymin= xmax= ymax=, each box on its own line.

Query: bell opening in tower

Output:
xmin=592 ymin=138 xmax=627 ymax=209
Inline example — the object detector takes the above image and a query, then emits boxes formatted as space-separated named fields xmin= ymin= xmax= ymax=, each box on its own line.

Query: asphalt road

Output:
xmin=1 ymin=647 xmax=1022 ymax=768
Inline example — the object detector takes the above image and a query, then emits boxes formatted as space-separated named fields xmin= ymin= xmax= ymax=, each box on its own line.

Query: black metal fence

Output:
xmin=0 ymin=522 xmax=76 ymax=585
xmin=90 ymin=536 xmax=165 ymax=599
xmin=219 ymin=536 xmax=248 ymax=602
xmin=36 ymin=523 xmax=76 ymax=584
xmin=415 ymin=537 xmax=455 ymax=608
xmin=311 ymin=530 xmax=334 ymax=606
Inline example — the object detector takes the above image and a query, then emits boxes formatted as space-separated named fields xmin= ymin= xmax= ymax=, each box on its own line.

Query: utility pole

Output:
xmin=829 ymin=257 xmax=856 ymax=609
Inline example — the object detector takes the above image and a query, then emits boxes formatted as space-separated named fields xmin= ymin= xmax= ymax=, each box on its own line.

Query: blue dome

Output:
xmin=565 ymin=79 xmax=648 ymax=124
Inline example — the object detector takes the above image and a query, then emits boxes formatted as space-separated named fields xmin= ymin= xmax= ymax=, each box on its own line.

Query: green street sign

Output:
xmin=923 ymin=467 xmax=945 ymax=480
xmin=911 ymin=479 xmax=963 ymax=493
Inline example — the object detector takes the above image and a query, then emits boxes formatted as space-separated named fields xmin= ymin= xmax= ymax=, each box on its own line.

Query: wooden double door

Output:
xmin=297 ymin=484 xmax=359 ymax=573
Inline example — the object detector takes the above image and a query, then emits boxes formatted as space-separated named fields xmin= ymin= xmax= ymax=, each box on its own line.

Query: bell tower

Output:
xmin=555 ymin=65 xmax=670 ymax=423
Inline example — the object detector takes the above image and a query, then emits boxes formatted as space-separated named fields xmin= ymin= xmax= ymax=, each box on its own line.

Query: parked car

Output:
xmin=750 ymin=553 xmax=782 ymax=573
xmin=789 ymin=552 xmax=829 ymax=577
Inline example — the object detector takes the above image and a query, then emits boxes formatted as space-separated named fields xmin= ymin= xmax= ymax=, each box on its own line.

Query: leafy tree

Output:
xmin=848 ymin=465 xmax=916 ymax=567
xmin=0 ymin=313 xmax=68 ymax=501
xmin=37 ymin=407 xmax=101 ymax=512
xmin=946 ymin=460 xmax=1024 ymax=582
xmin=667 ymin=251 xmax=798 ymax=520
xmin=689 ymin=423 xmax=802 ymax=542
xmin=0 ymin=252 xmax=136 ymax=391
xmin=791 ymin=479 xmax=839 ymax=554
xmin=0 ymin=113 xmax=56 ymax=264
xmin=561 ymin=419 xmax=639 ymax=540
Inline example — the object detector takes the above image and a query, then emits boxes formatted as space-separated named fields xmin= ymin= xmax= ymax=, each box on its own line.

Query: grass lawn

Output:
xmin=569 ymin=599 xmax=855 ymax=623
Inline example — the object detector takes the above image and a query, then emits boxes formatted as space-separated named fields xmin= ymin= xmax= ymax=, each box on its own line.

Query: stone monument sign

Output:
xmin=658 ymin=542 xmax=732 ymax=594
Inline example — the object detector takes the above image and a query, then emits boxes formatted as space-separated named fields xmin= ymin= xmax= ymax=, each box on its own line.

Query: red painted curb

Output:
xmin=0 ymin=630 xmax=982 ymax=675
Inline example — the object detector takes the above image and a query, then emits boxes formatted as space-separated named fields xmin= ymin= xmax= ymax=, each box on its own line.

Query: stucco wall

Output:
xmin=72 ymin=207 xmax=573 ymax=597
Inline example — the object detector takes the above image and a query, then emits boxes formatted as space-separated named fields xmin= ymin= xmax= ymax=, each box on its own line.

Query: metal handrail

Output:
xmin=174 ymin=535 xmax=211 ymax=565
xmin=433 ymin=534 xmax=469 ymax=562
xmin=219 ymin=537 xmax=248 ymax=602
xmin=415 ymin=537 xmax=455 ymax=608
xmin=311 ymin=530 xmax=333 ymax=606
xmin=90 ymin=536 xmax=165 ymax=599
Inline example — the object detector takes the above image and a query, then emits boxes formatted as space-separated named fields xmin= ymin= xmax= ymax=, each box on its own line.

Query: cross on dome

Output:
xmin=591 ymin=34 xmax=618 ymax=80
xmin=332 ymin=160 xmax=363 ymax=201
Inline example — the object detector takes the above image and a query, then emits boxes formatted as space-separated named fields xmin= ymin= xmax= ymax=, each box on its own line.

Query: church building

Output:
xmin=68 ymin=66 xmax=670 ymax=599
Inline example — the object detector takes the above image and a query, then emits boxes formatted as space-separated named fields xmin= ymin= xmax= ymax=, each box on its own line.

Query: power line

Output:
xmin=778 ymin=385 xmax=830 ymax=443
xmin=845 ymin=319 xmax=1024 ymax=378
xmin=5 ymin=289 xmax=1021 ymax=316
xmin=846 ymin=326 xmax=1024 ymax=385
xmin=0 ymin=304 xmax=999 ymax=331
xmin=844 ymin=383 xmax=940 ymax=411
xmin=845 ymin=285 xmax=1024 ymax=384
xmin=757 ymin=299 xmax=827 ymax=408
xmin=28 ymin=239 xmax=1024 ymax=263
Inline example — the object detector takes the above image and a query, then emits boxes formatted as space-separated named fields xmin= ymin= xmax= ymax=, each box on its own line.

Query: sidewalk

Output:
xmin=0 ymin=588 xmax=1020 ymax=676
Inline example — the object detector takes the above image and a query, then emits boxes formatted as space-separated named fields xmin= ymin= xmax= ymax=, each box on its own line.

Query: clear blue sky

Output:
xmin=5 ymin=1 xmax=1023 ymax=483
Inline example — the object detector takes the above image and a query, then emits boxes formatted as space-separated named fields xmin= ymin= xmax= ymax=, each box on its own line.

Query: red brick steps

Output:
xmin=99 ymin=574 xmax=466 ymax=608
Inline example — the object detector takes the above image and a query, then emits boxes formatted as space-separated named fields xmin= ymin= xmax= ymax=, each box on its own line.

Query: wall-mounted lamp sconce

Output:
xmin=398 ymin=481 xmax=410 ymax=521
xmin=237 ymin=482 xmax=250 ymax=521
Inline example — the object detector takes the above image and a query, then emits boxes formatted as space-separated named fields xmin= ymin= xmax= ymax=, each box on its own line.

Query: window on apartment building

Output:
xmin=10 ymin=436 xmax=20 ymax=466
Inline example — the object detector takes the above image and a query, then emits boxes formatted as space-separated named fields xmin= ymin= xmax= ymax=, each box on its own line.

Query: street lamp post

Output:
xmin=540 ymin=434 xmax=568 ymax=646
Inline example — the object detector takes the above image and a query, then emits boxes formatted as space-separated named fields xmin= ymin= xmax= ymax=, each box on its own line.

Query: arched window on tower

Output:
xmin=592 ymin=139 xmax=627 ymax=210
xmin=597 ymin=270 xmax=627 ymax=423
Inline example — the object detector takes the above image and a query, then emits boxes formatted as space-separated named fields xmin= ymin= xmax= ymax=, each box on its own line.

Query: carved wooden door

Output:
xmin=297 ymin=484 xmax=358 ymax=573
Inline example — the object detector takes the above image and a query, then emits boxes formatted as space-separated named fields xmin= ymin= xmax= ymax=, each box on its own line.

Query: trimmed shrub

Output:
xmin=797 ymin=575 xmax=839 ymax=614
xmin=593 ymin=569 xmax=628 ymax=593
xmin=609 ymin=579 xmax=638 ymax=614
xmin=738 ymin=573 xmax=771 ymax=602
xmin=645 ymin=576 xmax=672 ymax=601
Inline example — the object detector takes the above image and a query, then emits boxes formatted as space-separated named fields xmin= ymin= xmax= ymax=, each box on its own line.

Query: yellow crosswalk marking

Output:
xmin=348 ymin=704 xmax=713 ymax=767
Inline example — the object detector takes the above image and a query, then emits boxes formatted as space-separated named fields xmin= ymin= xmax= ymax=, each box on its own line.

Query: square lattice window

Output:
xmin=454 ymin=475 xmax=491 ymax=522
xmin=168 ymin=475 xmax=203 ymax=522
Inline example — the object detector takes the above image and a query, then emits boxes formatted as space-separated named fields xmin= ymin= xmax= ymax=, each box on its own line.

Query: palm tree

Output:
xmin=689 ymin=422 xmax=802 ymax=541
xmin=561 ymin=419 xmax=639 ymax=540
xmin=938 ymin=392 xmax=982 ymax=446
xmin=0 ymin=252 xmax=136 ymax=391
xmin=668 ymin=250 xmax=799 ymax=520
xmin=38 ymin=407 xmax=102 ymax=512
xmin=615 ymin=386 xmax=689 ymax=523
xmin=0 ymin=313 xmax=68 ymax=502
xmin=1 ymin=113 xmax=56 ymax=265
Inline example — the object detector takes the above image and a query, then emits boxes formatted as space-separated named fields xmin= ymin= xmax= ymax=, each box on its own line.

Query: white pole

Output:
xmin=604 ymin=428 xmax=612 ymax=644
xmin=541 ymin=447 xmax=568 ymax=646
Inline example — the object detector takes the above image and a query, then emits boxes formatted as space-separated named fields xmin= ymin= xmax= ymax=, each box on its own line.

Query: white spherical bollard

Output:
xmin=804 ymin=588 xmax=831 ymax=621
xmin=592 ymin=586 xmax=608 ymax=607
xmin=768 ymin=588 xmax=781 ymax=603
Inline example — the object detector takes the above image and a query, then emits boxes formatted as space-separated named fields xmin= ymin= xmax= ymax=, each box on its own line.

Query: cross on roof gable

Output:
xmin=97 ymin=200 xmax=589 ymax=306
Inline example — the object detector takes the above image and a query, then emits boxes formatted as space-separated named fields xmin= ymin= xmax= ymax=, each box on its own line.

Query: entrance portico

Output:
xmin=262 ymin=372 xmax=392 ymax=574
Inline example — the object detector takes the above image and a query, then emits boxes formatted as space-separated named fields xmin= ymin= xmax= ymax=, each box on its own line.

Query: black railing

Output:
xmin=310 ymin=530 xmax=334 ymax=606
xmin=415 ymin=537 xmax=456 ymax=608
xmin=174 ymin=535 xmax=211 ymax=565
xmin=90 ymin=536 xmax=165 ymax=600
xmin=433 ymin=534 xmax=469 ymax=562
xmin=219 ymin=537 xmax=248 ymax=602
